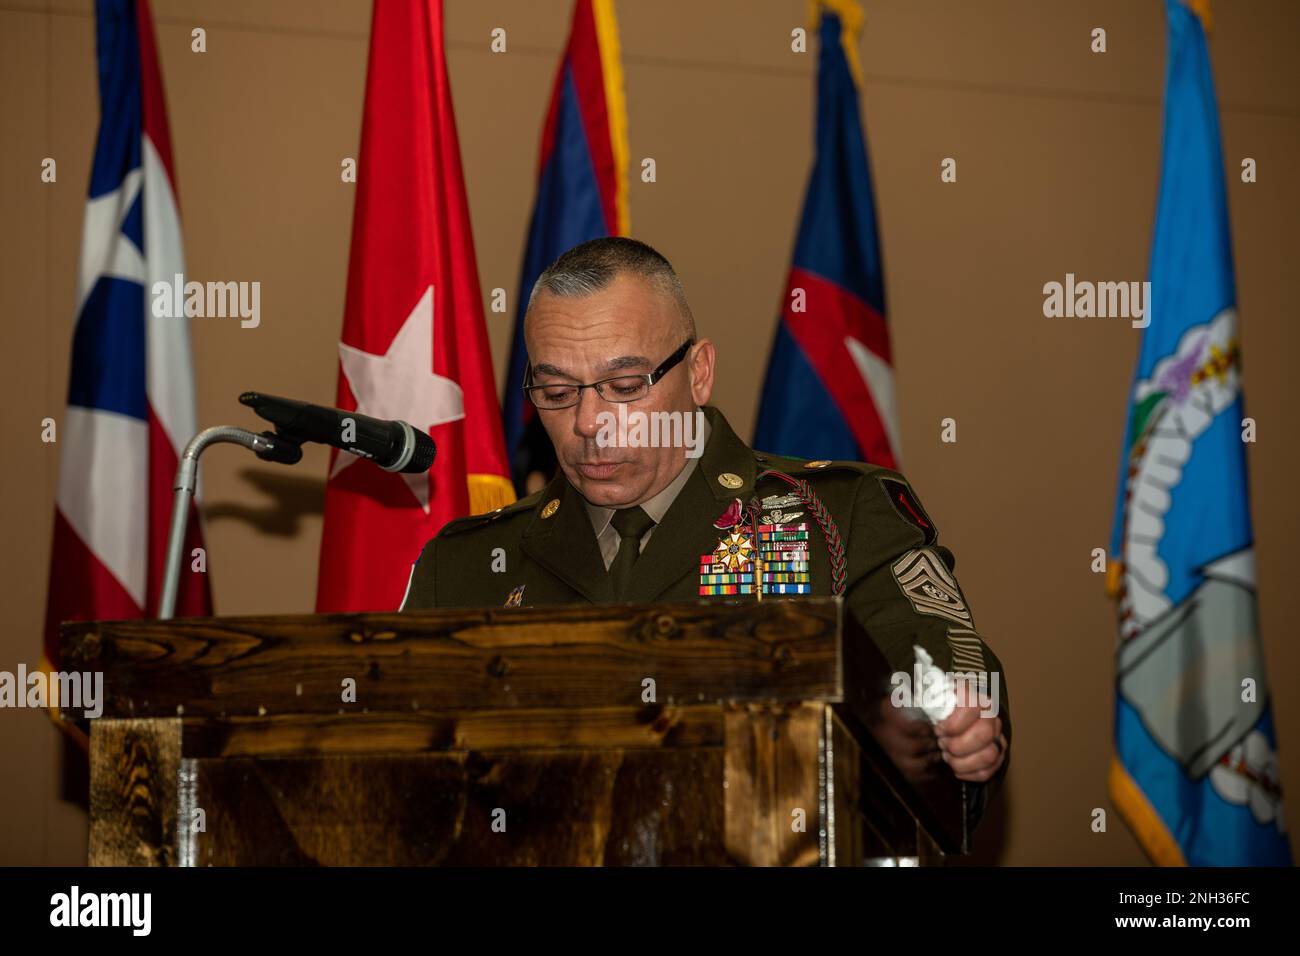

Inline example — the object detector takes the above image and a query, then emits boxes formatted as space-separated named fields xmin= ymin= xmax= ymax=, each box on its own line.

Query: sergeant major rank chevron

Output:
xmin=891 ymin=548 xmax=972 ymax=627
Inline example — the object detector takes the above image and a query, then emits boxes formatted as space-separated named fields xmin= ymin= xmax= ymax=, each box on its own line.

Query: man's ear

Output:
xmin=690 ymin=339 xmax=716 ymax=406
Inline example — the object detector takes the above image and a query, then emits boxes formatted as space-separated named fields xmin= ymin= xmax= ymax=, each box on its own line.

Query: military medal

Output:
xmin=713 ymin=532 xmax=754 ymax=569
xmin=696 ymin=469 xmax=848 ymax=599
xmin=713 ymin=497 xmax=743 ymax=530
xmin=699 ymin=499 xmax=813 ymax=596
xmin=766 ymin=470 xmax=846 ymax=596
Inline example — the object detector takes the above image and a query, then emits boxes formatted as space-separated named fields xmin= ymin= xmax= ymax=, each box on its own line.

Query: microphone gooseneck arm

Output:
xmin=161 ymin=392 xmax=438 ymax=619
xmin=158 ymin=426 xmax=302 ymax=620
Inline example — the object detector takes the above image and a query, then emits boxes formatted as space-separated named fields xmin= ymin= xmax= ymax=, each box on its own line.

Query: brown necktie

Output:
xmin=608 ymin=506 xmax=656 ymax=600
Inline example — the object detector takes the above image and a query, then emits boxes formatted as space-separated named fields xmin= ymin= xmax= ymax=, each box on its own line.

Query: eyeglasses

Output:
xmin=523 ymin=340 xmax=695 ymax=410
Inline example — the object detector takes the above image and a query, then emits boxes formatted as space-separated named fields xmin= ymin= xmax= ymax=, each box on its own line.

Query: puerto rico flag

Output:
xmin=501 ymin=0 xmax=630 ymax=492
xmin=1107 ymin=0 xmax=1289 ymax=866
xmin=316 ymin=0 xmax=513 ymax=613
xmin=43 ymin=0 xmax=212 ymax=718
xmin=754 ymin=0 xmax=898 ymax=468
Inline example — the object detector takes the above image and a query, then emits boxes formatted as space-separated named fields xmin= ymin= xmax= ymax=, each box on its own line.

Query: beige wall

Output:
xmin=2 ymin=0 xmax=1297 ymax=865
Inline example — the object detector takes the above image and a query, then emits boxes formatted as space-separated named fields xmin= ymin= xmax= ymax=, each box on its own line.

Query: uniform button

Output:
xmin=805 ymin=460 xmax=831 ymax=469
xmin=540 ymin=498 xmax=560 ymax=519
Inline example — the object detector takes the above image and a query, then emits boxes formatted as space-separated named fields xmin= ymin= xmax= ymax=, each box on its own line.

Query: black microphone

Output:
xmin=239 ymin=391 xmax=437 ymax=474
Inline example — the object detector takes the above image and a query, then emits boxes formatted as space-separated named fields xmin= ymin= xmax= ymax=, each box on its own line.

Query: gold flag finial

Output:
xmin=1184 ymin=0 xmax=1213 ymax=33
xmin=808 ymin=0 xmax=865 ymax=89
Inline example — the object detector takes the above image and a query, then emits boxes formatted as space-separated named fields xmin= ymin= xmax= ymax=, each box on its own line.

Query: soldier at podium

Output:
xmin=402 ymin=237 xmax=1010 ymax=817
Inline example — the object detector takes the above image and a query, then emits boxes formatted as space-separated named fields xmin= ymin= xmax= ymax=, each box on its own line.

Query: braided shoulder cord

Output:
xmin=757 ymin=469 xmax=848 ymax=596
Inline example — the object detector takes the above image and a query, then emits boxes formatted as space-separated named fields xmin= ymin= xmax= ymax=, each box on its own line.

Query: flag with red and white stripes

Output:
xmin=43 ymin=0 xmax=211 ymax=713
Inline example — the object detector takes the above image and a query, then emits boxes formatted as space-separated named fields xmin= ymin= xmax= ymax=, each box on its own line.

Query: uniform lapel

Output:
xmin=624 ymin=407 xmax=757 ymax=603
xmin=520 ymin=473 xmax=614 ymax=604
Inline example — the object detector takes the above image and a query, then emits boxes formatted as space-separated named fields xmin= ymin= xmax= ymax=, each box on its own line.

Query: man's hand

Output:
xmin=936 ymin=695 xmax=1006 ymax=783
xmin=871 ymin=694 xmax=945 ymax=783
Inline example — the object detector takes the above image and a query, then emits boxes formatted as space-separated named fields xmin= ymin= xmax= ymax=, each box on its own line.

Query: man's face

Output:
xmin=525 ymin=273 xmax=715 ymax=508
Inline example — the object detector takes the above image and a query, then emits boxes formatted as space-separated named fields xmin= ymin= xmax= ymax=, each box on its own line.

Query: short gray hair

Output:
xmin=526 ymin=237 xmax=696 ymax=341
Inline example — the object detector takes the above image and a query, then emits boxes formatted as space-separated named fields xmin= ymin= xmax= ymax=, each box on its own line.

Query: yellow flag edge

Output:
xmin=1184 ymin=0 xmax=1213 ymax=34
xmin=592 ymin=0 xmax=631 ymax=236
xmin=468 ymin=472 xmax=516 ymax=515
xmin=39 ymin=651 xmax=90 ymax=752
xmin=1108 ymin=755 xmax=1188 ymax=866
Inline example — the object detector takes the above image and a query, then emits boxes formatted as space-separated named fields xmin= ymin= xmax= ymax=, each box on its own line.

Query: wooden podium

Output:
xmin=61 ymin=598 xmax=969 ymax=866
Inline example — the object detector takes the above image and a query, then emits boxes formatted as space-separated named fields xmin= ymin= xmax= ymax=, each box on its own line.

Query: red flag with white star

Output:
xmin=316 ymin=0 xmax=513 ymax=612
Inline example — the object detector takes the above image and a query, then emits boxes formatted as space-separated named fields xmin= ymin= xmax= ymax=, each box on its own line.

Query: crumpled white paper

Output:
xmin=914 ymin=644 xmax=957 ymax=724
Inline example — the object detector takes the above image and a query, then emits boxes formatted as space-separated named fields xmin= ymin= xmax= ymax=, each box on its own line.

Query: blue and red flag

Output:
xmin=501 ymin=0 xmax=629 ymax=491
xmin=1107 ymin=0 xmax=1289 ymax=866
xmin=754 ymin=0 xmax=898 ymax=468
xmin=43 ymin=0 xmax=211 ymax=728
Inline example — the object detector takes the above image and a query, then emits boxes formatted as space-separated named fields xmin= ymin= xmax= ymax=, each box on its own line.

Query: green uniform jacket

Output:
xmin=402 ymin=405 xmax=1010 ymax=830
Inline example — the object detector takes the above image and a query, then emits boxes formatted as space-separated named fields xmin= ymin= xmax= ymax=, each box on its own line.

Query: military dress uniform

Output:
xmin=401 ymin=405 xmax=1010 ymax=825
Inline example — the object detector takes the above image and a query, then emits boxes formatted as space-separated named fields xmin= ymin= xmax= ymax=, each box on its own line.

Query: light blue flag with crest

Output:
xmin=1107 ymin=0 xmax=1290 ymax=866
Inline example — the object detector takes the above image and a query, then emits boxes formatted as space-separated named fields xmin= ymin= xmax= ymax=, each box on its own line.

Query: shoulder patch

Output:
xmin=879 ymin=477 xmax=937 ymax=545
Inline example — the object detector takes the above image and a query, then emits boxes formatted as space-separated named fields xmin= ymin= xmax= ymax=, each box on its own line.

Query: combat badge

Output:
xmin=881 ymin=477 xmax=936 ymax=545
xmin=891 ymin=548 xmax=972 ymax=626
xmin=759 ymin=491 xmax=804 ymax=526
